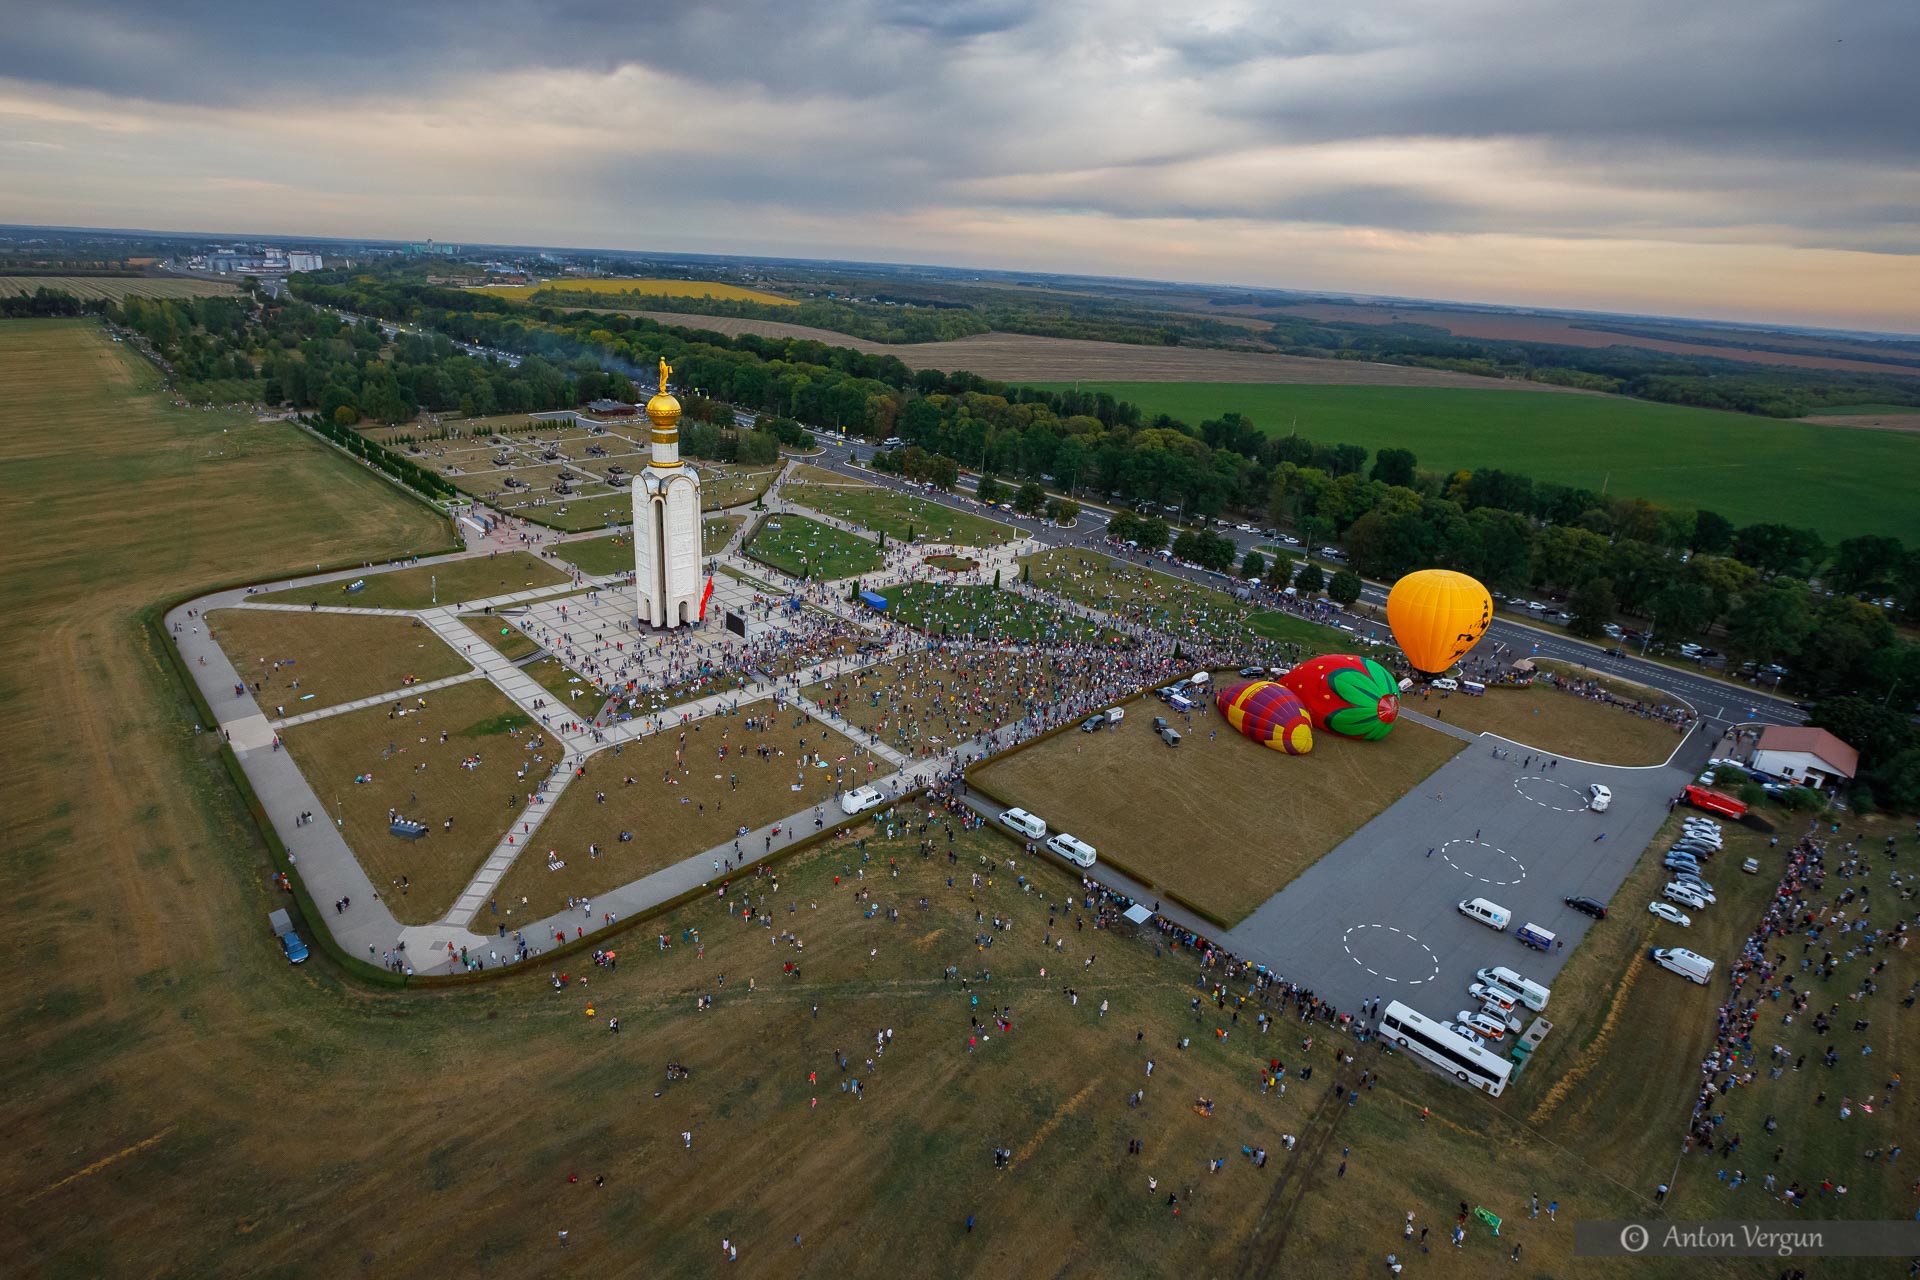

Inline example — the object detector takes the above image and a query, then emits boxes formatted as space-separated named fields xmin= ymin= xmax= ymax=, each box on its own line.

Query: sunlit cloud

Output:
xmin=0 ymin=0 xmax=1913 ymax=330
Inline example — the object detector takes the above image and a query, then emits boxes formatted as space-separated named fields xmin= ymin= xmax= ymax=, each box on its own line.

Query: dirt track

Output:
xmin=1798 ymin=412 xmax=1920 ymax=433
xmin=625 ymin=312 xmax=1578 ymax=390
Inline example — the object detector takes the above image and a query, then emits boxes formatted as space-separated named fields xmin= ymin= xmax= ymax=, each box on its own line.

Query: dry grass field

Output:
xmin=251 ymin=552 xmax=570 ymax=609
xmin=208 ymin=609 xmax=470 ymax=713
xmin=3 ymin=317 xmax=1900 ymax=1280
xmin=1405 ymin=684 xmax=1687 ymax=766
xmin=277 ymin=678 xmax=531 ymax=923
xmin=1254 ymin=301 xmax=1920 ymax=376
xmin=489 ymin=701 xmax=864 ymax=913
xmin=616 ymin=311 xmax=1585 ymax=387
xmin=0 ymin=275 xmax=239 ymax=300
xmin=475 ymin=278 xmax=795 ymax=305
xmin=973 ymin=701 xmax=1464 ymax=925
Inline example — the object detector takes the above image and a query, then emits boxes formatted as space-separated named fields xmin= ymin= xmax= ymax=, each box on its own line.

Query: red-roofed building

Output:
xmin=1750 ymin=726 xmax=1859 ymax=791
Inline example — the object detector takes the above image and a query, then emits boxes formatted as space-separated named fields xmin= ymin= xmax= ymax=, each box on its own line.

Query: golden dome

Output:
xmin=646 ymin=390 xmax=681 ymax=430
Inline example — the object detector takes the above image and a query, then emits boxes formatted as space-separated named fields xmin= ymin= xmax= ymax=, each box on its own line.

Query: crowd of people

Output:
xmin=1684 ymin=821 xmax=1915 ymax=1209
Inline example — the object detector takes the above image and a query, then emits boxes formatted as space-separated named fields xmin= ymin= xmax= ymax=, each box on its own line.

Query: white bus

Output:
xmin=1380 ymin=1001 xmax=1513 ymax=1097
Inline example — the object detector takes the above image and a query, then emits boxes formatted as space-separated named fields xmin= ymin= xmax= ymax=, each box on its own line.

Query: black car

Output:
xmin=1239 ymin=666 xmax=1265 ymax=677
xmin=1564 ymin=895 xmax=1609 ymax=919
xmin=1604 ymin=647 xmax=1627 ymax=658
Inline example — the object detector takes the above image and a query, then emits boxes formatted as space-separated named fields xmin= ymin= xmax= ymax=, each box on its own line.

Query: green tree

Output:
xmin=1241 ymin=550 xmax=1267 ymax=581
xmin=1370 ymin=447 xmax=1417 ymax=488
xmin=928 ymin=454 xmax=960 ymax=491
xmin=976 ymin=474 xmax=1005 ymax=507
xmin=1013 ymin=482 xmax=1047 ymax=516
xmin=1727 ymin=577 xmax=1814 ymax=666
xmin=1046 ymin=496 xmax=1081 ymax=525
xmin=1568 ymin=577 xmax=1617 ymax=639
xmin=1295 ymin=561 xmax=1326 ymax=594
xmin=1264 ymin=552 xmax=1294 ymax=591
xmin=1328 ymin=568 xmax=1363 ymax=607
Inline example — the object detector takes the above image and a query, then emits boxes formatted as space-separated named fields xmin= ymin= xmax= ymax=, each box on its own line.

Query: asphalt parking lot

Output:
xmin=1226 ymin=720 xmax=1718 ymax=1019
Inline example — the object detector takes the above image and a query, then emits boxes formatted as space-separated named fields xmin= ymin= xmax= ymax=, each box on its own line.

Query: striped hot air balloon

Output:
xmin=1215 ymin=681 xmax=1313 ymax=755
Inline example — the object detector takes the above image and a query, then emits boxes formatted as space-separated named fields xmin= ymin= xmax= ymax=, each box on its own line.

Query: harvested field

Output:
xmin=1246 ymin=301 xmax=1920 ymax=376
xmin=1798 ymin=411 xmax=1920 ymax=432
xmin=616 ymin=312 xmax=1582 ymax=388
xmin=0 ymin=275 xmax=239 ymax=300
xmin=209 ymin=609 xmax=470 ymax=713
xmin=973 ymin=699 xmax=1464 ymax=925
xmin=475 ymin=278 xmax=794 ymax=305
xmin=488 ymin=700 xmax=862 ymax=912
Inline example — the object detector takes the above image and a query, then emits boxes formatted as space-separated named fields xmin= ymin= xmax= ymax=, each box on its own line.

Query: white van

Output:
xmin=998 ymin=808 xmax=1046 ymax=840
xmin=1103 ymin=706 xmax=1125 ymax=726
xmin=1045 ymin=833 xmax=1097 ymax=868
xmin=1430 ymin=677 xmax=1460 ymax=692
xmin=1188 ymin=671 xmax=1211 ymax=688
xmin=1458 ymin=898 xmax=1512 ymax=931
xmin=1461 ymin=680 xmax=1487 ymax=696
xmin=839 ymin=785 xmax=883 ymax=816
xmin=1649 ymin=946 xmax=1714 ymax=985
xmin=1475 ymin=965 xmax=1551 ymax=1012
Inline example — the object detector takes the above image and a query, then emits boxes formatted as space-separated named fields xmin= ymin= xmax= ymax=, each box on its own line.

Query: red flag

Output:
xmin=698 ymin=575 xmax=715 ymax=621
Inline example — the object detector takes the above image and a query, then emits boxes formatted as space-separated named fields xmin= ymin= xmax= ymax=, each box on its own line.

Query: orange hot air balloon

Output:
xmin=1387 ymin=569 xmax=1492 ymax=677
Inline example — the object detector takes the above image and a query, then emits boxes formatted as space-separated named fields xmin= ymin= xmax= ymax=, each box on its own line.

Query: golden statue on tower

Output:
xmin=657 ymin=356 xmax=672 ymax=394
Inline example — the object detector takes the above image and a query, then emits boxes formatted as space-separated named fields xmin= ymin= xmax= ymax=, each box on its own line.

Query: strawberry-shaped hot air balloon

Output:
xmin=1215 ymin=681 xmax=1313 ymax=755
xmin=1279 ymin=654 xmax=1400 ymax=741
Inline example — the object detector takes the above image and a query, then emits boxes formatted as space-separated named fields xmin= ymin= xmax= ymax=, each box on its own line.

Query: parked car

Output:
xmin=1079 ymin=713 xmax=1106 ymax=733
xmin=1442 ymin=1020 xmax=1486 ymax=1045
xmin=1741 ymin=857 xmax=1761 ymax=874
xmin=1455 ymin=1010 xmax=1509 ymax=1041
xmin=1563 ymin=895 xmax=1609 ymax=919
xmin=1587 ymin=784 xmax=1612 ymax=812
xmin=1648 ymin=901 xmax=1692 ymax=927
xmin=1664 ymin=883 xmax=1709 ymax=911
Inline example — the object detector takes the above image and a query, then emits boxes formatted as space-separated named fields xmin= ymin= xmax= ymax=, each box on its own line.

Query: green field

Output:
xmin=744 ymin=513 xmax=881 ymax=580
xmin=1036 ymin=382 xmax=1920 ymax=542
xmin=876 ymin=581 xmax=1117 ymax=644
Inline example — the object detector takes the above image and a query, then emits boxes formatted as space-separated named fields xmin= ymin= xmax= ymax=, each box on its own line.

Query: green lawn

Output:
xmin=874 ymin=581 xmax=1118 ymax=644
xmin=252 ymin=552 xmax=570 ymax=610
xmin=1034 ymin=382 xmax=1920 ymax=542
xmin=554 ymin=533 xmax=638 ymax=577
xmin=744 ymin=513 xmax=882 ymax=580
xmin=787 ymin=478 xmax=1018 ymax=547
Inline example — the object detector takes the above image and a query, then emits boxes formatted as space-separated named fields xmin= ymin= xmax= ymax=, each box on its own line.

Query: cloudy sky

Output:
xmin=2 ymin=0 xmax=1916 ymax=331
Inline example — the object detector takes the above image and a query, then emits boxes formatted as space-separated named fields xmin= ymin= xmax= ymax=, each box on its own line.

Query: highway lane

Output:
xmin=800 ymin=436 xmax=1803 ymax=728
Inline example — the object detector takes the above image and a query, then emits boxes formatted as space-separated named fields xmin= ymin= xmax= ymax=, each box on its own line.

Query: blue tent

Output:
xmin=859 ymin=591 xmax=889 ymax=612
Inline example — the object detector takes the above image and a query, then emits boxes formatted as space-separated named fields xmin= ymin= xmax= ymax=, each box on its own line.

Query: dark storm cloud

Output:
xmin=0 ymin=0 xmax=1039 ymax=104
xmin=1209 ymin=0 xmax=1920 ymax=162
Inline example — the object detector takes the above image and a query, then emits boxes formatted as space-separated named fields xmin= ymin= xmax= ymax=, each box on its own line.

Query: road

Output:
xmin=797 ymin=436 xmax=1804 ymax=729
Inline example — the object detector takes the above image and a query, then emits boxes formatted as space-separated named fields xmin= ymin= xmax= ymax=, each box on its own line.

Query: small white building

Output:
xmin=1750 ymin=726 xmax=1858 ymax=791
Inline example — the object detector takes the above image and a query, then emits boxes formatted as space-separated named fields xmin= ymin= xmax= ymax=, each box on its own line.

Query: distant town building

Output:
xmin=586 ymin=398 xmax=637 ymax=417
xmin=287 ymin=251 xmax=323 ymax=272
xmin=1749 ymin=726 xmax=1858 ymax=790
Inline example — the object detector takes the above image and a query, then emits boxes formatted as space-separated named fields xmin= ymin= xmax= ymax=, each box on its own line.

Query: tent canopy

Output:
xmin=1123 ymin=903 xmax=1153 ymax=924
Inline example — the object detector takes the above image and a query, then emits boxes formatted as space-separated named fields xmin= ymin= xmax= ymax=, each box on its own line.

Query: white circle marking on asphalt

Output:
xmin=1341 ymin=923 xmax=1441 ymax=985
xmin=1438 ymin=838 xmax=1528 ymax=886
